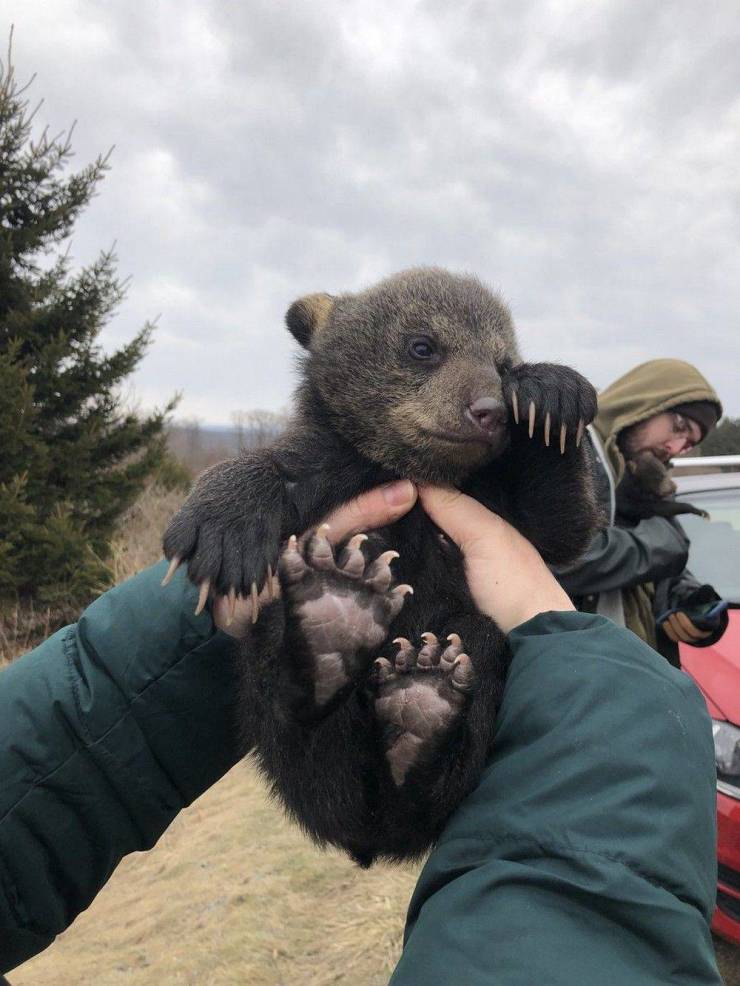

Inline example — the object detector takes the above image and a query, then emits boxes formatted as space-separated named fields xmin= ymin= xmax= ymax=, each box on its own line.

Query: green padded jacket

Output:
xmin=0 ymin=562 xmax=723 ymax=983
xmin=0 ymin=561 xmax=244 ymax=973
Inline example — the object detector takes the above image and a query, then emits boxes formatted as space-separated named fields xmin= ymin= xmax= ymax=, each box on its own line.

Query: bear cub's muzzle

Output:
xmin=466 ymin=397 xmax=508 ymax=440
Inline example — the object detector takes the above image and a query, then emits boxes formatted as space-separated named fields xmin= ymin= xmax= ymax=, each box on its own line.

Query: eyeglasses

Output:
xmin=670 ymin=413 xmax=700 ymax=450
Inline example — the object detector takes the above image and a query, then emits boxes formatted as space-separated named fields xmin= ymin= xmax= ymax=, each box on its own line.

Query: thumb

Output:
xmin=321 ymin=480 xmax=417 ymax=544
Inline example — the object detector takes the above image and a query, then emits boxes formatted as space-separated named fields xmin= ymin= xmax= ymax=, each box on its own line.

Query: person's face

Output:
xmin=621 ymin=410 xmax=702 ymax=462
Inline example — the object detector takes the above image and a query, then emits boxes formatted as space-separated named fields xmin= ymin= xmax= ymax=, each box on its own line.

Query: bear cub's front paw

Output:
xmin=504 ymin=362 xmax=597 ymax=452
xmin=279 ymin=527 xmax=413 ymax=714
xmin=371 ymin=634 xmax=476 ymax=787
xmin=162 ymin=461 xmax=283 ymax=607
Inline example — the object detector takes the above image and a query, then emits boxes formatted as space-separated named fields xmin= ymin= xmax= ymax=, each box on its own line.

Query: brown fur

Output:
xmin=616 ymin=449 xmax=709 ymax=523
xmin=164 ymin=266 xmax=599 ymax=865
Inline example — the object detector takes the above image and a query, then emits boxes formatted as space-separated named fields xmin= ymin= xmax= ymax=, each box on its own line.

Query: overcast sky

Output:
xmin=4 ymin=0 xmax=739 ymax=421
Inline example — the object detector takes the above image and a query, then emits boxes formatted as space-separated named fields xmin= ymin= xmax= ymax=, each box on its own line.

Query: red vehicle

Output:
xmin=672 ymin=465 xmax=740 ymax=946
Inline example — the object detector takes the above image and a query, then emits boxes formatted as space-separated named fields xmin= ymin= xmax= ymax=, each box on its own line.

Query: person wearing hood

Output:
xmin=556 ymin=358 xmax=728 ymax=665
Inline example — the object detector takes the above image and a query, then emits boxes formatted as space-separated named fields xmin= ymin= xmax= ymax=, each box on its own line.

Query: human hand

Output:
xmin=212 ymin=480 xmax=418 ymax=637
xmin=660 ymin=611 xmax=713 ymax=645
xmin=418 ymin=485 xmax=575 ymax=635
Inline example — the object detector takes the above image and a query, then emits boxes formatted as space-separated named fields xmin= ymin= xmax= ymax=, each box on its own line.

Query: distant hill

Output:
xmin=167 ymin=411 xmax=289 ymax=474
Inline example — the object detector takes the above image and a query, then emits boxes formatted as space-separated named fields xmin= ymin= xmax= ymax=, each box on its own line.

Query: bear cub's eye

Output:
xmin=408 ymin=336 xmax=439 ymax=361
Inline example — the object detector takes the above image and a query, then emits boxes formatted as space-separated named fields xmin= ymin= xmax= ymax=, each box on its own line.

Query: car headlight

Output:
xmin=713 ymin=720 xmax=740 ymax=777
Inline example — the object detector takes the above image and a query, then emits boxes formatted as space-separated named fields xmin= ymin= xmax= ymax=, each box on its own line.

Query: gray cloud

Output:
xmin=4 ymin=0 xmax=739 ymax=420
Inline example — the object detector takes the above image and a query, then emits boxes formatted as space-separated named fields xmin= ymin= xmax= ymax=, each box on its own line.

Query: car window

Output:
xmin=678 ymin=488 xmax=740 ymax=603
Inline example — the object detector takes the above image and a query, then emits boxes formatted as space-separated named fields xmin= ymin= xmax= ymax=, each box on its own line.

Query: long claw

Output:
xmin=389 ymin=584 xmax=413 ymax=618
xmin=365 ymin=551 xmax=398 ymax=592
xmin=392 ymin=584 xmax=413 ymax=596
xmin=441 ymin=633 xmax=464 ymax=670
xmin=373 ymin=657 xmax=394 ymax=684
xmin=251 ymin=581 xmax=260 ymax=624
xmin=337 ymin=544 xmax=361 ymax=577
xmin=392 ymin=637 xmax=417 ymax=672
xmin=544 ymin=411 xmax=551 ymax=447
xmin=560 ymin=423 xmax=567 ymax=455
xmin=418 ymin=632 xmax=441 ymax=669
xmin=528 ymin=401 xmax=536 ymax=438
xmin=308 ymin=525 xmax=335 ymax=571
xmin=279 ymin=534 xmax=307 ymax=584
xmin=511 ymin=389 xmax=519 ymax=424
xmin=339 ymin=534 xmax=369 ymax=578
xmin=267 ymin=564 xmax=275 ymax=600
xmin=451 ymin=653 xmax=476 ymax=692
xmin=195 ymin=580 xmax=210 ymax=616
xmin=576 ymin=419 xmax=585 ymax=447
xmin=378 ymin=550 xmax=400 ymax=566
xmin=161 ymin=556 xmax=180 ymax=587
xmin=226 ymin=588 xmax=237 ymax=627
xmin=388 ymin=583 xmax=413 ymax=619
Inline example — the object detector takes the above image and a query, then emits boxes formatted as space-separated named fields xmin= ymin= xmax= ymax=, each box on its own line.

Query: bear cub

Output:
xmin=163 ymin=267 xmax=599 ymax=866
xmin=616 ymin=449 xmax=709 ymax=523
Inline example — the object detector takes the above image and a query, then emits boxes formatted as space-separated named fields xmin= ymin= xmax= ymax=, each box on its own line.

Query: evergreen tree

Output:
xmin=699 ymin=417 xmax=740 ymax=457
xmin=0 ymin=45 xmax=177 ymax=607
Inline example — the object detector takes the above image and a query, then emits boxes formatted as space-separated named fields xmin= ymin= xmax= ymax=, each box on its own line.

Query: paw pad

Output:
xmin=372 ymin=633 xmax=476 ymax=786
xmin=279 ymin=528 xmax=412 ymax=712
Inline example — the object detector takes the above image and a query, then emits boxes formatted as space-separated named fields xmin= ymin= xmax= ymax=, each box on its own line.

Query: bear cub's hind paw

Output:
xmin=372 ymin=634 xmax=476 ymax=787
xmin=279 ymin=526 xmax=412 ymax=712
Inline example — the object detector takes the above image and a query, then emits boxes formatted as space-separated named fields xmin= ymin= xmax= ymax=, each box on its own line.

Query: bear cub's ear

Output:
xmin=285 ymin=293 xmax=335 ymax=349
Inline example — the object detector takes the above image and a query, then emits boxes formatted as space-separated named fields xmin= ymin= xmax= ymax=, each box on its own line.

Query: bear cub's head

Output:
xmin=625 ymin=449 xmax=676 ymax=499
xmin=286 ymin=267 xmax=521 ymax=483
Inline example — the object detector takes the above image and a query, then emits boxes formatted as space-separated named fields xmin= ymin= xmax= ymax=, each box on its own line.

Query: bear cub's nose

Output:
xmin=466 ymin=398 xmax=508 ymax=437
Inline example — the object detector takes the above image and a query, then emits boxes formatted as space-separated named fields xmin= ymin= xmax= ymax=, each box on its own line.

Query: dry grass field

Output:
xmin=3 ymin=484 xmax=739 ymax=984
xmin=12 ymin=763 xmax=418 ymax=985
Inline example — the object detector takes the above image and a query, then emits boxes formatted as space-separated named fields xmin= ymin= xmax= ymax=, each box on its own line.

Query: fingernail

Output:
xmin=382 ymin=480 xmax=415 ymax=507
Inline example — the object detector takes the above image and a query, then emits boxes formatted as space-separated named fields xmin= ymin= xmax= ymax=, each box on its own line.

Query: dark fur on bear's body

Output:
xmin=164 ymin=268 xmax=600 ymax=866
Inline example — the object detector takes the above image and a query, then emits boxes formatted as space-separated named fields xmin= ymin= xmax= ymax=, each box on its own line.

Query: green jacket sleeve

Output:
xmin=391 ymin=612 xmax=721 ymax=986
xmin=0 ymin=561 xmax=244 ymax=973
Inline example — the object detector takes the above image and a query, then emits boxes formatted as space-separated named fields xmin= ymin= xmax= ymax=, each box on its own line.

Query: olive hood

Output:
xmin=593 ymin=359 xmax=722 ymax=482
